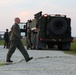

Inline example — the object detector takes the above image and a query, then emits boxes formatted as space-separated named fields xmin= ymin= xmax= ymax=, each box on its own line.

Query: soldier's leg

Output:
xmin=7 ymin=41 xmax=9 ymax=48
xmin=6 ymin=41 xmax=17 ymax=61
xmin=27 ymin=39 xmax=30 ymax=49
xmin=17 ymin=40 xmax=29 ymax=60
xmin=4 ymin=40 xmax=6 ymax=48
xmin=6 ymin=40 xmax=8 ymax=48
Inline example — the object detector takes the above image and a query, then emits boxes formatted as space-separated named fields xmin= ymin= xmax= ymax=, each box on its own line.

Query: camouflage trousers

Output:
xmin=6 ymin=40 xmax=29 ymax=61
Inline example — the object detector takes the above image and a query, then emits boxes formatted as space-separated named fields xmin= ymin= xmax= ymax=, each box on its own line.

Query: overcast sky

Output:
xmin=0 ymin=0 xmax=76 ymax=36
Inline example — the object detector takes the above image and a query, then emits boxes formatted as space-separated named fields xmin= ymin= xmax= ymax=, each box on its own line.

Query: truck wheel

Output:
xmin=50 ymin=18 xmax=68 ymax=35
xmin=58 ymin=43 xmax=70 ymax=50
xmin=62 ymin=43 xmax=70 ymax=50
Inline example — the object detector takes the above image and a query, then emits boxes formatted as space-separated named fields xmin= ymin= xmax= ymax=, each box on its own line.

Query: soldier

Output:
xmin=4 ymin=29 xmax=9 ymax=49
xmin=6 ymin=17 xmax=33 ymax=62
xmin=26 ymin=27 xmax=32 ymax=49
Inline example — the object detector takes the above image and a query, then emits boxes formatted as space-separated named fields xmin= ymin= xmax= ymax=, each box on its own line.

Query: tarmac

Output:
xmin=0 ymin=45 xmax=76 ymax=75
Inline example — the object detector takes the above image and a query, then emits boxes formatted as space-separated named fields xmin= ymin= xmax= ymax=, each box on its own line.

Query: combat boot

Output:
xmin=6 ymin=60 xmax=13 ymax=62
xmin=26 ymin=57 xmax=33 ymax=62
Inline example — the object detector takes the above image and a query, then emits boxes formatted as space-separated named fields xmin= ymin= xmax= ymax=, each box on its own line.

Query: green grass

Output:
xmin=21 ymin=38 xmax=26 ymax=46
xmin=70 ymin=39 xmax=76 ymax=51
xmin=0 ymin=39 xmax=26 ymax=46
xmin=0 ymin=40 xmax=4 ymax=45
xmin=0 ymin=62 xmax=7 ymax=66
xmin=64 ymin=38 xmax=76 ymax=55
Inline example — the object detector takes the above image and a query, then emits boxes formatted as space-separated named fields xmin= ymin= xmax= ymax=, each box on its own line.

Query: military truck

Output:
xmin=22 ymin=11 xmax=73 ymax=50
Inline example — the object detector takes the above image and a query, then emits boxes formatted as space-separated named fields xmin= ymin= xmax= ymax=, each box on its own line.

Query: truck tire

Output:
xmin=58 ymin=43 xmax=70 ymax=50
xmin=62 ymin=42 xmax=70 ymax=50
xmin=50 ymin=18 xmax=68 ymax=35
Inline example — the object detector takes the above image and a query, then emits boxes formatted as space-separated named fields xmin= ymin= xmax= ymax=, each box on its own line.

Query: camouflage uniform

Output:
xmin=6 ymin=23 xmax=29 ymax=61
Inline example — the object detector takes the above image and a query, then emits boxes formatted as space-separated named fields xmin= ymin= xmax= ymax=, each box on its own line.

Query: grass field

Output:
xmin=0 ymin=39 xmax=26 ymax=46
xmin=0 ymin=40 xmax=4 ymax=45
xmin=0 ymin=38 xmax=76 ymax=55
xmin=64 ymin=38 xmax=76 ymax=55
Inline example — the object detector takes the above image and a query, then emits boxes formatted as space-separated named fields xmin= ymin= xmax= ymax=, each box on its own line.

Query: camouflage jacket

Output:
xmin=10 ymin=23 xmax=21 ymax=41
